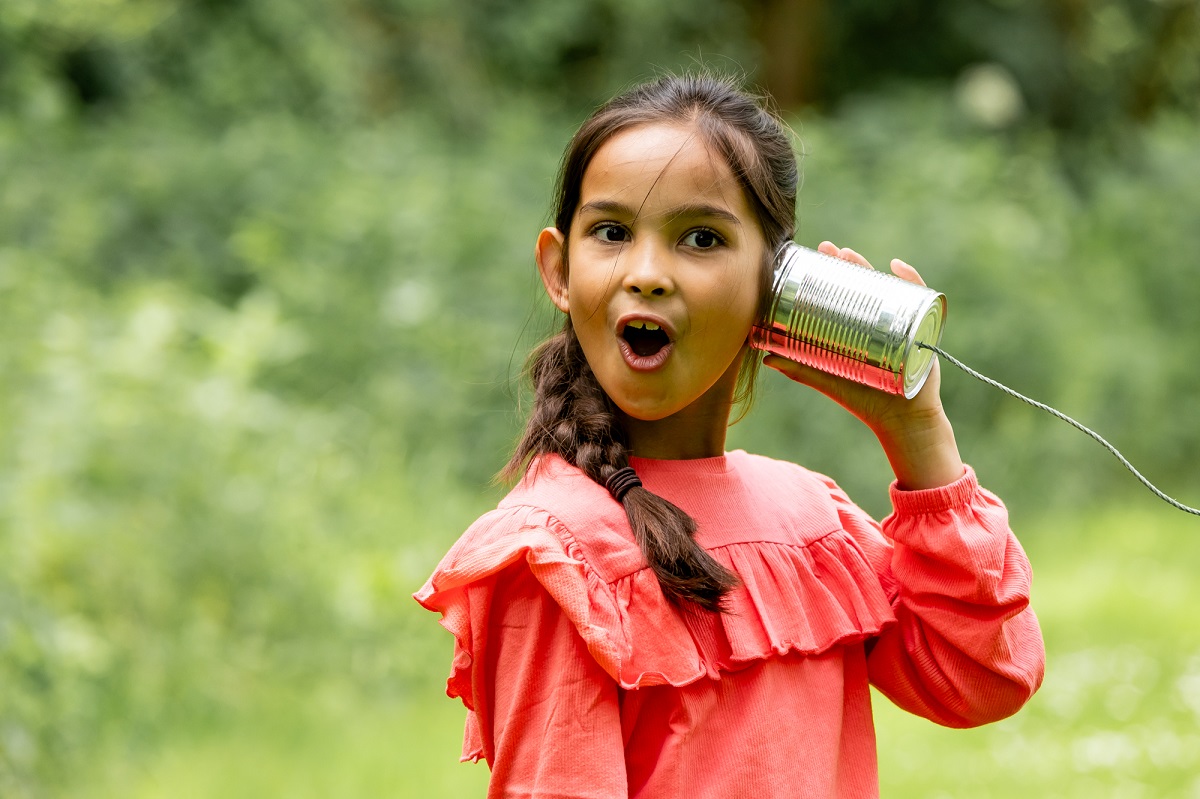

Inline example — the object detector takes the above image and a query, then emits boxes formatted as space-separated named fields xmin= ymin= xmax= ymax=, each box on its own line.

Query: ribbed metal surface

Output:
xmin=750 ymin=243 xmax=947 ymax=398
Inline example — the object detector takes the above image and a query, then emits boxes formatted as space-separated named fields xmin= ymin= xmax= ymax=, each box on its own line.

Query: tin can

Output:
xmin=750 ymin=243 xmax=947 ymax=399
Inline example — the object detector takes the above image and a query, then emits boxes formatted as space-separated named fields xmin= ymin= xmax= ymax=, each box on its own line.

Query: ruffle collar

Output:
xmin=414 ymin=501 xmax=896 ymax=697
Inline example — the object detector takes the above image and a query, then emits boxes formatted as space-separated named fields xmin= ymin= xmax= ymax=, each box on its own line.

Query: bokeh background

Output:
xmin=2 ymin=1 xmax=1199 ymax=796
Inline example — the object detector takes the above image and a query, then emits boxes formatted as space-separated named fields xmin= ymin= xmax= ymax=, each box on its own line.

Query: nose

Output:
xmin=621 ymin=240 xmax=675 ymax=297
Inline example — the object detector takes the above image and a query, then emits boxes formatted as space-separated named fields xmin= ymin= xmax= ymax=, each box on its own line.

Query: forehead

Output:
xmin=579 ymin=123 xmax=750 ymax=215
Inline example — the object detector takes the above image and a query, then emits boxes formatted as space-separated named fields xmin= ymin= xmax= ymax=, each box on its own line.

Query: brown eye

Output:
xmin=683 ymin=229 xmax=721 ymax=249
xmin=595 ymin=224 xmax=629 ymax=243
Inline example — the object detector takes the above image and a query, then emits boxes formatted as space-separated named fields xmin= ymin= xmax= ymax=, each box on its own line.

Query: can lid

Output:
xmin=902 ymin=293 xmax=947 ymax=398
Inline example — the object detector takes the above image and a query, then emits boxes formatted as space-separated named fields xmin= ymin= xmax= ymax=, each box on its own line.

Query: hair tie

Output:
xmin=605 ymin=467 xmax=642 ymax=502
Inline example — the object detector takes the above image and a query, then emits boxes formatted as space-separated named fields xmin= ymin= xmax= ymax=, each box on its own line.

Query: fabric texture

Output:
xmin=413 ymin=451 xmax=1045 ymax=798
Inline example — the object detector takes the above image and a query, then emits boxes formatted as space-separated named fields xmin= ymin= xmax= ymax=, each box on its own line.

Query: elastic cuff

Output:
xmin=888 ymin=465 xmax=978 ymax=516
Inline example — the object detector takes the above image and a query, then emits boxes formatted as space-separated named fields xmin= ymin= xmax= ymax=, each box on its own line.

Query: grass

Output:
xmin=64 ymin=501 xmax=1200 ymax=798
xmin=74 ymin=686 xmax=491 ymax=799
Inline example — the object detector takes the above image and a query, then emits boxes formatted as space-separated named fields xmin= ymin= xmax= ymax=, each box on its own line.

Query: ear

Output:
xmin=535 ymin=227 xmax=570 ymax=313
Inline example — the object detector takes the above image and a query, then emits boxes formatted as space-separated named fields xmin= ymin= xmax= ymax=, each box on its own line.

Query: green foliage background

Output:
xmin=1 ymin=1 xmax=1198 ymax=796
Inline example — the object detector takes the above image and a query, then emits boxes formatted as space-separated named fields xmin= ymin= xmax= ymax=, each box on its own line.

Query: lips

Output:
xmin=616 ymin=314 xmax=676 ymax=372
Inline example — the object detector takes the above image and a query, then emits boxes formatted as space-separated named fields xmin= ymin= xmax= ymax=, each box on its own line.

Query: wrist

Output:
xmin=873 ymin=409 xmax=965 ymax=490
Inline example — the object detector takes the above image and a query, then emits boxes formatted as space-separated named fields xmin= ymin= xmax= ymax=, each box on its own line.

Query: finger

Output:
xmin=889 ymin=258 xmax=927 ymax=287
xmin=838 ymin=247 xmax=874 ymax=270
xmin=817 ymin=240 xmax=839 ymax=256
xmin=763 ymin=354 xmax=845 ymax=396
xmin=763 ymin=354 xmax=882 ymax=423
xmin=763 ymin=353 xmax=815 ymax=382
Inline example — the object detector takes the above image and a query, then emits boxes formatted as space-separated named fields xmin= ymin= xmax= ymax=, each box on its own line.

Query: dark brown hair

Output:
xmin=502 ymin=73 xmax=799 ymax=611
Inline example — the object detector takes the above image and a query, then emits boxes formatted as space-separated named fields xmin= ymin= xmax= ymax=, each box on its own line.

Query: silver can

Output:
xmin=750 ymin=243 xmax=947 ymax=399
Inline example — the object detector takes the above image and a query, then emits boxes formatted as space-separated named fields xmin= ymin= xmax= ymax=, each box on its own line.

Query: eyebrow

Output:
xmin=577 ymin=199 xmax=743 ymax=228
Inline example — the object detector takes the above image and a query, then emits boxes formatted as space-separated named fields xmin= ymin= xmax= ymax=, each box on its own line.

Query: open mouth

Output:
xmin=621 ymin=320 xmax=671 ymax=357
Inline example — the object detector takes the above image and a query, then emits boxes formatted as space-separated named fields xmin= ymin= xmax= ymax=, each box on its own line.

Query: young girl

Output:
xmin=414 ymin=73 xmax=1045 ymax=798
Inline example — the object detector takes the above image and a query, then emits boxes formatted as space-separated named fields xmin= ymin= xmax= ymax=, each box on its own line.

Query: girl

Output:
xmin=414 ymin=73 xmax=1044 ymax=798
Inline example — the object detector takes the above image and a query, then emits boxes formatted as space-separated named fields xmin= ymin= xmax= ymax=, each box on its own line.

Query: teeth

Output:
xmin=628 ymin=321 xmax=661 ymax=331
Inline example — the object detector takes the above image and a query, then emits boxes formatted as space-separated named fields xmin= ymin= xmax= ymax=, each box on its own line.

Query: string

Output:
xmin=919 ymin=343 xmax=1200 ymax=517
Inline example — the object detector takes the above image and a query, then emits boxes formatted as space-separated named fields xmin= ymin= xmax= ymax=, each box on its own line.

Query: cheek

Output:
xmin=568 ymin=287 xmax=612 ymax=330
xmin=566 ymin=257 xmax=619 ymax=318
xmin=716 ymin=271 xmax=763 ymax=334
xmin=719 ymin=251 xmax=767 ymax=314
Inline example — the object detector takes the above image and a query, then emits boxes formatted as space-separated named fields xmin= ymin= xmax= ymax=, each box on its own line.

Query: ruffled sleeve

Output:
xmin=411 ymin=504 xmax=604 ymax=763
xmin=826 ymin=467 xmax=1046 ymax=728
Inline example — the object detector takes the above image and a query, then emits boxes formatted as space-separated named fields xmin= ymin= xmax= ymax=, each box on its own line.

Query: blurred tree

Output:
xmin=0 ymin=0 xmax=755 ymax=129
xmin=748 ymin=0 xmax=825 ymax=107
xmin=4 ymin=0 xmax=1195 ymax=145
xmin=745 ymin=0 xmax=982 ymax=108
xmin=740 ymin=0 xmax=1200 ymax=152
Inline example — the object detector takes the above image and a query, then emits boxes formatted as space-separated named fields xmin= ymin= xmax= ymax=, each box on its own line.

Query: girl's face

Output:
xmin=537 ymin=123 xmax=768 ymax=431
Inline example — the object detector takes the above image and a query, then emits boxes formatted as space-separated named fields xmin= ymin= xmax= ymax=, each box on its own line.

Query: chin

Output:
xmin=612 ymin=398 xmax=683 ymax=423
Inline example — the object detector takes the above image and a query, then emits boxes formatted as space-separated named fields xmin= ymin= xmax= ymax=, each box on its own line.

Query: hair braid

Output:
xmin=503 ymin=323 xmax=739 ymax=611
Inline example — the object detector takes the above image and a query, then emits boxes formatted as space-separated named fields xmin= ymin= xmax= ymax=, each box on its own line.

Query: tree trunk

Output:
xmin=751 ymin=0 xmax=827 ymax=109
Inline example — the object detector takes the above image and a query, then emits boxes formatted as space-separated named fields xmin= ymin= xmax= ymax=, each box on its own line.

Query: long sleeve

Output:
xmin=484 ymin=563 xmax=628 ymax=799
xmin=834 ymin=467 xmax=1045 ymax=728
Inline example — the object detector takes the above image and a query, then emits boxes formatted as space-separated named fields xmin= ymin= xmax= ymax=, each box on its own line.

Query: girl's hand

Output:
xmin=763 ymin=241 xmax=966 ymax=490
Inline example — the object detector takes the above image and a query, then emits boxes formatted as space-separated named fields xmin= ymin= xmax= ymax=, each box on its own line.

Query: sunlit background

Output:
xmin=2 ymin=1 xmax=1199 ymax=796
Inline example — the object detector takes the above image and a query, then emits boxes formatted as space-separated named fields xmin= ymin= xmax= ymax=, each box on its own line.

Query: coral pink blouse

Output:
xmin=414 ymin=452 xmax=1044 ymax=798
